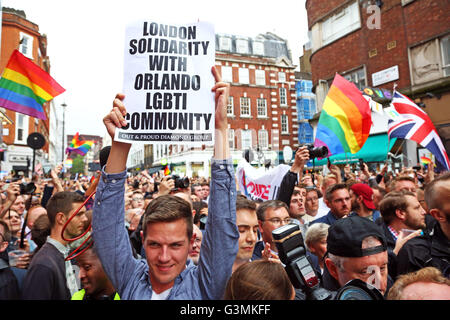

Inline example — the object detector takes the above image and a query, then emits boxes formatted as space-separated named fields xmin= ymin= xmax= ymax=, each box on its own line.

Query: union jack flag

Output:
xmin=388 ymin=91 xmax=449 ymax=171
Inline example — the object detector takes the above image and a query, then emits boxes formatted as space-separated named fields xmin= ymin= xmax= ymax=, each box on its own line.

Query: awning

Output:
xmin=307 ymin=134 xmax=397 ymax=166
xmin=148 ymin=165 xmax=164 ymax=174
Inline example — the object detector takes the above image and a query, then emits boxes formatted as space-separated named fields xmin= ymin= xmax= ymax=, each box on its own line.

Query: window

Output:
xmin=281 ymin=115 xmax=289 ymax=134
xmin=257 ymin=98 xmax=267 ymax=117
xmin=441 ymin=35 xmax=450 ymax=77
xmin=221 ymin=66 xmax=233 ymax=83
xmin=255 ymin=69 xmax=266 ymax=86
xmin=240 ymin=97 xmax=251 ymax=117
xmin=15 ymin=113 xmax=29 ymax=144
xmin=279 ymin=87 xmax=287 ymax=106
xmin=19 ymin=32 xmax=33 ymax=59
xmin=278 ymin=72 xmax=286 ymax=82
xmin=258 ymin=130 xmax=269 ymax=149
xmin=236 ymin=39 xmax=249 ymax=54
xmin=343 ymin=67 xmax=366 ymax=90
xmin=238 ymin=68 xmax=249 ymax=84
xmin=227 ymin=96 xmax=234 ymax=116
xmin=322 ymin=1 xmax=360 ymax=46
xmin=253 ymin=41 xmax=264 ymax=55
xmin=228 ymin=129 xmax=235 ymax=149
xmin=241 ymin=130 xmax=252 ymax=150
xmin=220 ymin=36 xmax=232 ymax=51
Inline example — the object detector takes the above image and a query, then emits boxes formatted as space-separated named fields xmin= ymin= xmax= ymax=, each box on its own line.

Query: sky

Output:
xmin=2 ymin=0 xmax=309 ymax=137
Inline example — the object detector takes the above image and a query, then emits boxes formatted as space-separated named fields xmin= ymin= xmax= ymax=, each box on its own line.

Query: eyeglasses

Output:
xmin=132 ymin=197 xmax=144 ymax=202
xmin=264 ymin=217 xmax=292 ymax=226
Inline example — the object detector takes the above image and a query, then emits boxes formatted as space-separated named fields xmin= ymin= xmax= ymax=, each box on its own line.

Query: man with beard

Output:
xmin=187 ymin=224 xmax=202 ymax=265
xmin=396 ymin=172 xmax=450 ymax=278
xmin=310 ymin=184 xmax=351 ymax=226
xmin=349 ymin=183 xmax=381 ymax=222
xmin=22 ymin=192 xmax=88 ymax=299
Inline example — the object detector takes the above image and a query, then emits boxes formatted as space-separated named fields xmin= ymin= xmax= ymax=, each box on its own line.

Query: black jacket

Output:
xmin=21 ymin=242 xmax=71 ymax=300
xmin=396 ymin=223 xmax=450 ymax=277
xmin=0 ymin=253 xmax=20 ymax=300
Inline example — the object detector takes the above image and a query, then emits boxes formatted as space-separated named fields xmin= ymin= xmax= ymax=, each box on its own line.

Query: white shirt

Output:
xmin=151 ymin=288 xmax=172 ymax=300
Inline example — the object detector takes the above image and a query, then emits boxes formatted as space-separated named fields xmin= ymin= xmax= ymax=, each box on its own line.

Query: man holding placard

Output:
xmin=92 ymin=63 xmax=237 ymax=299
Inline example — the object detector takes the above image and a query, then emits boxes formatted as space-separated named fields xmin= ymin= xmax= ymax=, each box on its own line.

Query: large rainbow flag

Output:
xmin=66 ymin=132 xmax=94 ymax=156
xmin=0 ymin=50 xmax=65 ymax=120
xmin=314 ymin=73 xmax=372 ymax=156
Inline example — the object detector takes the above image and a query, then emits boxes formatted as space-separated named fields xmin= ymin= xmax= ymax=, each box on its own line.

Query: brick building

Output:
xmin=0 ymin=7 xmax=59 ymax=176
xmin=306 ymin=0 xmax=450 ymax=166
xmin=147 ymin=32 xmax=299 ymax=177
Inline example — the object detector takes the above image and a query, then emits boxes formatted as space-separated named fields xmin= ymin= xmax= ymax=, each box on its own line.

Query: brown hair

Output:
xmin=256 ymin=200 xmax=289 ymax=221
xmin=142 ymin=194 xmax=193 ymax=240
xmin=324 ymin=183 xmax=348 ymax=202
xmin=387 ymin=267 xmax=450 ymax=300
xmin=45 ymin=191 xmax=85 ymax=228
xmin=379 ymin=190 xmax=415 ymax=225
xmin=424 ymin=172 xmax=450 ymax=211
xmin=236 ymin=197 xmax=256 ymax=212
xmin=0 ymin=219 xmax=11 ymax=242
xmin=224 ymin=260 xmax=293 ymax=300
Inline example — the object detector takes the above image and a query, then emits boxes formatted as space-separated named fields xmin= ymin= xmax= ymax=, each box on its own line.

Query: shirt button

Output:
xmin=97 ymin=201 xmax=101 ymax=205
xmin=112 ymin=179 xmax=116 ymax=183
xmin=219 ymin=165 xmax=224 ymax=169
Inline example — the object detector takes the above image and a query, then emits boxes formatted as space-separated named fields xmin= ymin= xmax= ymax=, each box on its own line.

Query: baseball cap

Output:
xmin=327 ymin=215 xmax=387 ymax=258
xmin=350 ymin=183 xmax=375 ymax=210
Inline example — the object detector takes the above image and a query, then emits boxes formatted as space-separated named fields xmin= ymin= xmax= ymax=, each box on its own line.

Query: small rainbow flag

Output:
xmin=420 ymin=156 xmax=432 ymax=165
xmin=164 ymin=165 xmax=171 ymax=176
xmin=66 ymin=132 xmax=94 ymax=156
xmin=0 ymin=50 xmax=65 ymax=120
xmin=314 ymin=74 xmax=372 ymax=156
xmin=65 ymin=158 xmax=73 ymax=168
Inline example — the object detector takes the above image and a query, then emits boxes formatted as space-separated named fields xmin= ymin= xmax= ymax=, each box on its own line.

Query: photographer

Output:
xmin=322 ymin=215 xmax=390 ymax=296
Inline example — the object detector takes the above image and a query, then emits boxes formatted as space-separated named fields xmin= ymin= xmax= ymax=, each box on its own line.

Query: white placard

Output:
xmin=371 ymin=65 xmax=399 ymax=86
xmin=115 ymin=20 xmax=216 ymax=145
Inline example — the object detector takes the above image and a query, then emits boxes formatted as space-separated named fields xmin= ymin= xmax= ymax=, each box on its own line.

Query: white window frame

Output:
xmin=279 ymin=87 xmax=287 ymax=106
xmin=321 ymin=1 xmax=361 ymax=46
xmin=219 ymin=36 xmax=232 ymax=51
xmin=343 ymin=67 xmax=366 ymax=90
xmin=15 ymin=113 xmax=29 ymax=144
xmin=236 ymin=39 xmax=249 ymax=54
xmin=228 ymin=129 xmax=235 ymax=149
xmin=238 ymin=68 xmax=249 ymax=84
xmin=240 ymin=97 xmax=251 ymax=117
xmin=227 ymin=96 xmax=234 ymax=117
xmin=241 ymin=130 xmax=252 ymax=150
xmin=253 ymin=41 xmax=265 ymax=55
xmin=19 ymin=32 xmax=34 ymax=59
xmin=281 ymin=114 xmax=289 ymax=134
xmin=257 ymin=98 xmax=267 ymax=118
xmin=440 ymin=35 xmax=450 ymax=77
xmin=255 ymin=69 xmax=266 ymax=86
xmin=221 ymin=66 xmax=233 ymax=83
xmin=278 ymin=72 xmax=286 ymax=82
xmin=258 ymin=129 xmax=269 ymax=149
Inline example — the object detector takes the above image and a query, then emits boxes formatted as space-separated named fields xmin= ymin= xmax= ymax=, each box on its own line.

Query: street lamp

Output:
xmin=61 ymin=102 xmax=67 ymax=162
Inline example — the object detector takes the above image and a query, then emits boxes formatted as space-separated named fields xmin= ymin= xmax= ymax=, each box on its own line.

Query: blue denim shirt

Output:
xmin=92 ymin=158 xmax=238 ymax=300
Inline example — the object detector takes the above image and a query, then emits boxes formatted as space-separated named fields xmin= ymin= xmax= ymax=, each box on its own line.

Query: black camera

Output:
xmin=169 ymin=175 xmax=190 ymax=190
xmin=19 ymin=182 xmax=36 ymax=195
xmin=305 ymin=144 xmax=328 ymax=159
xmin=272 ymin=223 xmax=334 ymax=300
xmin=272 ymin=223 xmax=385 ymax=300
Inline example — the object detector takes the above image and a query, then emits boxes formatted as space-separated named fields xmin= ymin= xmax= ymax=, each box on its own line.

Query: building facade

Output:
xmin=306 ymin=0 xmax=450 ymax=166
xmin=0 ymin=7 xmax=58 ymax=176
xmin=147 ymin=32 xmax=299 ymax=177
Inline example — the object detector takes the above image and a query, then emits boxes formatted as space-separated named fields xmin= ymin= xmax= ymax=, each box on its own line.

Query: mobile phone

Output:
xmin=359 ymin=159 xmax=364 ymax=169
xmin=327 ymin=158 xmax=331 ymax=169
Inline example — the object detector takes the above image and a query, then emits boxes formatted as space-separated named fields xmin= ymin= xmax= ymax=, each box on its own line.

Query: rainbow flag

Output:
xmin=420 ymin=156 xmax=432 ymax=165
xmin=65 ymin=158 xmax=73 ymax=168
xmin=66 ymin=132 xmax=94 ymax=156
xmin=164 ymin=165 xmax=171 ymax=176
xmin=314 ymin=73 xmax=372 ymax=156
xmin=0 ymin=50 xmax=65 ymax=120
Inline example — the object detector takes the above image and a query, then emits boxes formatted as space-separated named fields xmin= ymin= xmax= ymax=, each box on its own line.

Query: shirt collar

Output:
xmin=46 ymin=236 xmax=69 ymax=256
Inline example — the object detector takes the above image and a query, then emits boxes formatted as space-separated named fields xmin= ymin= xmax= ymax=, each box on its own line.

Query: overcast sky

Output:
xmin=2 ymin=0 xmax=309 ymax=137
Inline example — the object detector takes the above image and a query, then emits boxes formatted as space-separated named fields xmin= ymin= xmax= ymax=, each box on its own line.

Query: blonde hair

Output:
xmin=387 ymin=267 xmax=450 ymax=300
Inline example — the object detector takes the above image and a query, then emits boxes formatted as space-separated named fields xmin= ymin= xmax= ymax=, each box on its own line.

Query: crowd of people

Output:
xmin=0 ymin=66 xmax=449 ymax=301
